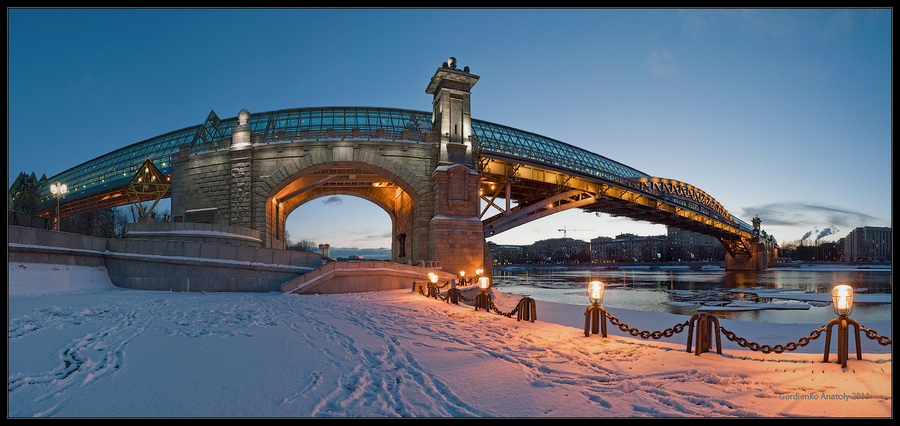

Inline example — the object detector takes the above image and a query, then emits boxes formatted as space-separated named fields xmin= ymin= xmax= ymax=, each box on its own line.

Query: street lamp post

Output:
xmin=49 ymin=182 xmax=68 ymax=231
xmin=585 ymin=281 xmax=608 ymax=337
xmin=823 ymin=284 xmax=862 ymax=367
xmin=474 ymin=277 xmax=492 ymax=311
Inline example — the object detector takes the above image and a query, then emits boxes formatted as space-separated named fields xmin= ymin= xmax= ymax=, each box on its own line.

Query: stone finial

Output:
xmin=238 ymin=109 xmax=251 ymax=126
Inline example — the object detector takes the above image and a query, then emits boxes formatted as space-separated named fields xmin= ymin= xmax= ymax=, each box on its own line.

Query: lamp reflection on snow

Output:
xmin=584 ymin=281 xmax=608 ymax=337
xmin=823 ymin=285 xmax=862 ymax=368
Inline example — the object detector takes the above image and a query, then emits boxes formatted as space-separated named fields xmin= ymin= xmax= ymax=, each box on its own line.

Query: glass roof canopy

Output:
xmin=37 ymin=106 xmax=649 ymax=205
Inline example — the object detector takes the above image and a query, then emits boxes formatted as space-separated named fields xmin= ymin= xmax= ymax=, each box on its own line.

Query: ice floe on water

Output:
xmin=663 ymin=286 xmax=891 ymax=313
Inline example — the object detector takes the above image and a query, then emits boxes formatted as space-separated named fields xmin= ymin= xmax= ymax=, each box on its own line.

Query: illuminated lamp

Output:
xmin=823 ymin=285 xmax=862 ymax=368
xmin=478 ymin=276 xmax=490 ymax=290
xmin=832 ymin=284 xmax=854 ymax=316
xmin=474 ymin=277 xmax=492 ymax=311
xmin=49 ymin=181 xmax=68 ymax=231
xmin=584 ymin=281 xmax=608 ymax=337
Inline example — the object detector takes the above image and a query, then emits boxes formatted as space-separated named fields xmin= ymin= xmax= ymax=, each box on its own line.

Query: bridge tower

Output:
xmin=425 ymin=57 xmax=492 ymax=278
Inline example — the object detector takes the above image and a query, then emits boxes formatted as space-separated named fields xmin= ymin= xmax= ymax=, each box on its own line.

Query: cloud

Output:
xmin=360 ymin=231 xmax=393 ymax=241
xmin=734 ymin=9 xmax=797 ymax=39
xmin=678 ymin=10 xmax=715 ymax=38
xmin=321 ymin=196 xmax=343 ymax=206
xmin=647 ymin=51 xmax=676 ymax=77
xmin=738 ymin=202 xmax=878 ymax=229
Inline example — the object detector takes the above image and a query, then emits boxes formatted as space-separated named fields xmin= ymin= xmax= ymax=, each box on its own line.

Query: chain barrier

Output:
xmin=413 ymin=281 xmax=892 ymax=357
xmin=414 ymin=282 xmax=536 ymax=322
xmin=473 ymin=294 xmax=537 ymax=322
xmin=720 ymin=325 xmax=826 ymax=354
xmin=861 ymin=326 xmax=893 ymax=346
xmin=718 ymin=324 xmax=892 ymax=355
xmin=604 ymin=310 xmax=689 ymax=339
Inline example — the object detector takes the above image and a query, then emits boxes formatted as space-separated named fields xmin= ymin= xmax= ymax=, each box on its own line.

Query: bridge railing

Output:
xmin=257 ymin=128 xmax=428 ymax=144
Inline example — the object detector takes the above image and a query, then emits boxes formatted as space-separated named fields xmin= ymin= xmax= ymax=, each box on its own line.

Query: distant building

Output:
xmin=488 ymin=242 xmax=525 ymax=265
xmin=666 ymin=227 xmax=726 ymax=262
xmin=525 ymin=237 xmax=590 ymax=263
xmin=318 ymin=243 xmax=331 ymax=259
xmin=842 ymin=226 xmax=891 ymax=262
xmin=591 ymin=233 xmax=666 ymax=263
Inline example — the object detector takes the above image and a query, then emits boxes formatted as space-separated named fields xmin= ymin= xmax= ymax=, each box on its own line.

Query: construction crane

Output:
xmin=558 ymin=226 xmax=591 ymax=238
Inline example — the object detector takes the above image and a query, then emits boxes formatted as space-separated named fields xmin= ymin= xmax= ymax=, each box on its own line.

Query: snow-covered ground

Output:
xmin=8 ymin=262 xmax=892 ymax=417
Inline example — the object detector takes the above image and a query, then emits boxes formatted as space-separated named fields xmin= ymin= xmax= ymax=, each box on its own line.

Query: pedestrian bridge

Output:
xmin=22 ymin=59 xmax=774 ymax=276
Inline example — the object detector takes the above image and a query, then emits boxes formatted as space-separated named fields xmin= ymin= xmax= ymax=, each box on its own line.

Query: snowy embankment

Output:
xmin=8 ymin=263 xmax=892 ymax=418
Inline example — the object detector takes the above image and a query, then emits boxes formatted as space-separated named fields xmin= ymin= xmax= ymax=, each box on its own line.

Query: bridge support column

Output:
xmin=724 ymin=237 xmax=771 ymax=271
xmin=429 ymin=164 xmax=491 ymax=280
xmin=229 ymin=146 xmax=253 ymax=229
xmin=229 ymin=109 xmax=255 ymax=230
xmin=724 ymin=217 xmax=776 ymax=271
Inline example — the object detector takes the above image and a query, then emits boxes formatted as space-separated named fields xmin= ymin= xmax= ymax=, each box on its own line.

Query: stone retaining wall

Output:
xmin=8 ymin=224 xmax=321 ymax=293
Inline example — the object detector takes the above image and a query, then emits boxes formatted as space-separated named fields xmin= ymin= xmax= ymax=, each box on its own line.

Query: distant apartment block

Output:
xmin=526 ymin=237 xmax=590 ymax=263
xmin=666 ymin=227 xmax=726 ymax=262
xmin=842 ymin=226 xmax=892 ymax=262
xmin=591 ymin=233 xmax=667 ymax=263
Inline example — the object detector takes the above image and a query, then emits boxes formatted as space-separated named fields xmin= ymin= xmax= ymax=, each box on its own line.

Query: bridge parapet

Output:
xmin=259 ymin=128 xmax=428 ymax=144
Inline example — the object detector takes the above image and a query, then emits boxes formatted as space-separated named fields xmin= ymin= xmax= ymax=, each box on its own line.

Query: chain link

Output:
xmin=861 ymin=326 xmax=893 ymax=346
xmin=719 ymin=325 xmax=825 ymax=354
xmin=603 ymin=311 xmax=689 ymax=339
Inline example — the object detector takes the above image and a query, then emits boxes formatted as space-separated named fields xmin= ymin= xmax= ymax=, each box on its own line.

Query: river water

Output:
xmin=492 ymin=265 xmax=892 ymax=325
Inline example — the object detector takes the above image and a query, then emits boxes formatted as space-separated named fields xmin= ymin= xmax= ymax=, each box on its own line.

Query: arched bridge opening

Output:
xmin=268 ymin=163 xmax=417 ymax=263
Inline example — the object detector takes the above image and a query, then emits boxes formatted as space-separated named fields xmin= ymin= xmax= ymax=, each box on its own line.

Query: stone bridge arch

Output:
xmin=172 ymin=61 xmax=491 ymax=277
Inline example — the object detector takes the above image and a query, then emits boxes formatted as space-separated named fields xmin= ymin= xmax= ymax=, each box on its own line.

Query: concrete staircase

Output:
xmin=282 ymin=261 xmax=456 ymax=294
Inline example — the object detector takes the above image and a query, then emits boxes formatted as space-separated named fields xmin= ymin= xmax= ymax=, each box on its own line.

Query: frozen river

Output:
xmin=492 ymin=264 xmax=892 ymax=325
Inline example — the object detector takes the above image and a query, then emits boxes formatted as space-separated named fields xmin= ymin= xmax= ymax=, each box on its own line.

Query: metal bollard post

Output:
xmin=516 ymin=297 xmax=537 ymax=322
xmin=446 ymin=286 xmax=461 ymax=304
xmin=686 ymin=313 xmax=722 ymax=356
xmin=823 ymin=315 xmax=862 ymax=368
xmin=584 ymin=304 xmax=607 ymax=337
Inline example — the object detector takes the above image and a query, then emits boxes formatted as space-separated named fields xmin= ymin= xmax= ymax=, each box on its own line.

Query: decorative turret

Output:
xmin=426 ymin=57 xmax=480 ymax=166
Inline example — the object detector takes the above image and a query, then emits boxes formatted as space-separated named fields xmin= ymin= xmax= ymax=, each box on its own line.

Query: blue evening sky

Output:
xmin=8 ymin=8 xmax=892 ymax=250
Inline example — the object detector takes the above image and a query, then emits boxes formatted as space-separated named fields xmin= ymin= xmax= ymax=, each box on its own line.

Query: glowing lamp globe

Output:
xmin=50 ymin=183 xmax=67 ymax=195
xmin=588 ymin=281 xmax=604 ymax=305
xmin=428 ymin=272 xmax=438 ymax=284
xmin=459 ymin=271 xmax=466 ymax=277
xmin=832 ymin=285 xmax=854 ymax=316
xmin=478 ymin=277 xmax=490 ymax=290
xmin=475 ymin=269 xmax=484 ymax=276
